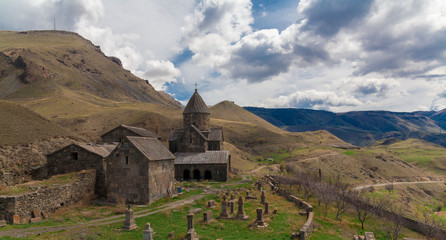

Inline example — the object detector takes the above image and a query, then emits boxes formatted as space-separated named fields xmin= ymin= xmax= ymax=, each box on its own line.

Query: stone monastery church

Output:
xmin=169 ymin=88 xmax=230 ymax=182
xmin=45 ymin=89 xmax=230 ymax=205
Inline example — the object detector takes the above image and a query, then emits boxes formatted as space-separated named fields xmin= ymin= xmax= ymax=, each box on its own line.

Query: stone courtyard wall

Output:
xmin=0 ymin=170 xmax=95 ymax=223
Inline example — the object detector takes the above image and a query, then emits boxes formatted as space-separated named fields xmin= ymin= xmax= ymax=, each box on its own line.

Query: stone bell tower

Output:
xmin=183 ymin=88 xmax=210 ymax=131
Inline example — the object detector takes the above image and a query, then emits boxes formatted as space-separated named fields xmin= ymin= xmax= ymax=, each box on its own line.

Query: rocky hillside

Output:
xmin=0 ymin=30 xmax=181 ymax=107
xmin=245 ymin=107 xmax=446 ymax=147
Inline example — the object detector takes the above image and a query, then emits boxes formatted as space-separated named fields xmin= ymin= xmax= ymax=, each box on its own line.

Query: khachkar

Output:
xmin=235 ymin=196 xmax=249 ymax=220
xmin=260 ymin=190 xmax=266 ymax=205
xmin=254 ymin=208 xmax=267 ymax=228
xmin=217 ymin=196 xmax=230 ymax=219
xmin=122 ymin=205 xmax=137 ymax=231
xmin=185 ymin=213 xmax=199 ymax=240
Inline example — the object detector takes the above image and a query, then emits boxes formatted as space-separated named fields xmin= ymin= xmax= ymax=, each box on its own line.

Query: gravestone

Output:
xmin=235 ymin=196 xmax=249 ymax=220
xmin=12 ymin=215 xmax=20 ymax=225
xmin=207 ymin=200 xmax=215 ymax=208
xmin=229 ymin=200 xmax=235 ymax=214
xmin=203 ymin=210 xmax=213 ymax=223
xmin=273 ymin=207 xmax=278 ymax=214
xmin=122 ymin=206 xmax=137 ymax=231
xmin=260 ymin=190 xmax=266 ymax=204
xmin=185 ymin=213 xmax=199 ymax=240
xmin=41 ymin=211 xmax=49 ymax=219
xmin=217 ymin=198 xmax=230 ymax=219
xmin=142 ymin=223 xmax=154 ymax=240
xmin=32 ymin=210 xmax=40 ymax=218
xmin=188 ymin=208 xmax=202 ymax=214
xmin=254 ymin=208 xmax=267 ymax=228
xmin=0 ymin=220 xmax=6 ymax=228
xmin=29 ymin=217 xmax=41 ymax=223
xmin=264 ymin=202 xmax=269 ymax=215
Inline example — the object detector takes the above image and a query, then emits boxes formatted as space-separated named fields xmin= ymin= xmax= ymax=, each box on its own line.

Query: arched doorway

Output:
xmin=193 ymin=169 xmax=201 ymax=180
xmin=184 ymin=169 xmax=190 ymax=180
xmin=204 ymin=170 xmax=212 ymax=180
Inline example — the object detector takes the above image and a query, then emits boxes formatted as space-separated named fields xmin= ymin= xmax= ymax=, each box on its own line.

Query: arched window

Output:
xmin=184 ymin=169 xmax=190 ymax=180
xmin=193 ymin=169 xmax=201 ymax=180
xmin=204 ymin=170 xmax=212 ymax=180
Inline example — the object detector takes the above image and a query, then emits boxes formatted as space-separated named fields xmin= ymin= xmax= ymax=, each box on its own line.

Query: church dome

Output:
xmin=183 ymin=89 xmax=210 ymax=114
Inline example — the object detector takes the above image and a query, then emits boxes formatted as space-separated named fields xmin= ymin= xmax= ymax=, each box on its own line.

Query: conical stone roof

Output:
xmin=183 ymin=89 xmax=210 ymax=114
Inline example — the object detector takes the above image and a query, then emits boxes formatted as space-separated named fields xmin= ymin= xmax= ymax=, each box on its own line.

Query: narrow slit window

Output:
xmin=126 ymin=156 xmax=129 ymax=165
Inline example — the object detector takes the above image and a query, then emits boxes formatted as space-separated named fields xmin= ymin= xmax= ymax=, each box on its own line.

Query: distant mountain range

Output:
xmin=245 ymin=107 xmax=446 ymax=147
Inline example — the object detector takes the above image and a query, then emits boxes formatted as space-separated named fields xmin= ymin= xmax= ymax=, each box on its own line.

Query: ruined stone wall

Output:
xmin=183 ymin=113 xmax=210 ymax=131
xmin=101 ymin=128 xmax=136 ymax=143
xmin=0 ymin=170 xmax=95 ymax=223
xmin=147 ymin=159 xmax=175 ymax=204
xmin=106 ymin=146 xmax=149 ymax=204
xmin=175 ymin=163 xmax=228 ymax=182
xmin=47 ymin=145 xmax=106 ymax=197
xmin=265 ymin=176 xmax=314 ymax=240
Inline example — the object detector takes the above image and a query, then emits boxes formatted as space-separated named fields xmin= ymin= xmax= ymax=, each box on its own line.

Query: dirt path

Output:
xmin=353 ymin=180 xmax=445 ymax=191
xmin=0 ymin=192 xmax=212 ymax=237
xmin=296 ymin=153 xmax=339 ymax=163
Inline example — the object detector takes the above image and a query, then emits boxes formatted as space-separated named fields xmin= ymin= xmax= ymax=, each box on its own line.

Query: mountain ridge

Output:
xmin=245 ymin=106 xmax=446 ymax=147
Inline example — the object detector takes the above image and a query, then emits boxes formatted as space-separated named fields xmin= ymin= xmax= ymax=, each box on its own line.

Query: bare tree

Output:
xmin=354 ymin=191 xmax=390 ymax=230
xmin=420 ymin=208 xmax=445 ymax=240
xmin=330 ymin=174 xmax=350 ymax=222
xmin=381 ymin=204 xmax=404 ymax=240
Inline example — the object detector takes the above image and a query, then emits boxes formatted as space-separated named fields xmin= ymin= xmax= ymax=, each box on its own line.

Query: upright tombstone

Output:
xmin=235 ymin=196 xmax=249 ymax=220
xmin=122 ymin=205 xmax=137 ymax=231
xmin=142 ymin=223 xmax=154 ymax=240
xmin=203 ymin=210 xmax=213 ymax=223
xmin=264 ymin=202 xmax=269 ymax=215
xmin=217 ymin=198 xmax=230 ymax=219
xmin=254 ymin=208 xmax=267 ymax=228
xmin=260 ymin=190 xmax=266 ymax=205
xmin=185 ymin=213 xmax=199 ymax=240
xmin=229 ymin=200 xmax=235 ymax=214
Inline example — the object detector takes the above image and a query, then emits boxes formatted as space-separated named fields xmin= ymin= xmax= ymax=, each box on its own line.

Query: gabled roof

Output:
xmin=174 ymin=151 xmax=229 ymax=165
xmin=78 ymin=143 xmax=117 ymax=157
xmin=127 ymin=136 xmax=175 ymax=161
xmin=190 ymin=125 xmax=207 ymax=140
xmin=47 ymin=143 xmax=117 ymax=158
xmin=183 ymin=90 xmax=210 ymax=114
xmin=168 ymin=129 xmax=184 ymax=142
xmin=101 ymin=124 xmax=161 ymax=139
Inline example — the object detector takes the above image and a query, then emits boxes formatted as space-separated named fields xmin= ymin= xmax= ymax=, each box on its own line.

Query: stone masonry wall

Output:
xmin=106 ymin=145 xmax=149 ymax=204
xmin=102 ymin=128 xmax=137 ymax=143
xmin=265 ymin=176 xmax=314 ymax=240
xmin=175 ymin=163 xmax=228 ymax=181
xmin=0 ymin=169 xmax=95 ymax=223
xmin=47 ymin=145 xmax=106 ymax=197
xmin=148 ymin=159 xmax=175 ymax=204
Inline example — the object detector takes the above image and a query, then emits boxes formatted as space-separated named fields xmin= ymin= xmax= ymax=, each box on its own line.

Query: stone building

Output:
xmin=169 ymin=88 xmax=230 ymax=181
xmin=106 ymin=136 xmax=175 ymax=204
xmin=101 ymin=124 xmax=161 ymax=143
xmin=46 ymin=143 xmax=116 ymax=197
xmin=174 ymin=151 xmax=230 ymax=181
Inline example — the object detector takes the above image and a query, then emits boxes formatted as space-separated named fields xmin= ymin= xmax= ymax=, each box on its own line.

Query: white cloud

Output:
xmin=264 ymin=90 xmax=362 ymax=111
xmin=142 ymin=60 xmax=181 ymax=91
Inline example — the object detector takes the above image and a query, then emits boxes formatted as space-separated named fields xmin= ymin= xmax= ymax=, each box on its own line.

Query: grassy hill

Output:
xmin=0 ymin=30 xmax=181 ymax=107
xmin=0 ymin=100 xmax=76 ymax=145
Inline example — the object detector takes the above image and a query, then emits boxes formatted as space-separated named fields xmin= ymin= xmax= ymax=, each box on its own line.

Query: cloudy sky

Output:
xmin=1 ymin=0 xmax=446 ymax=112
